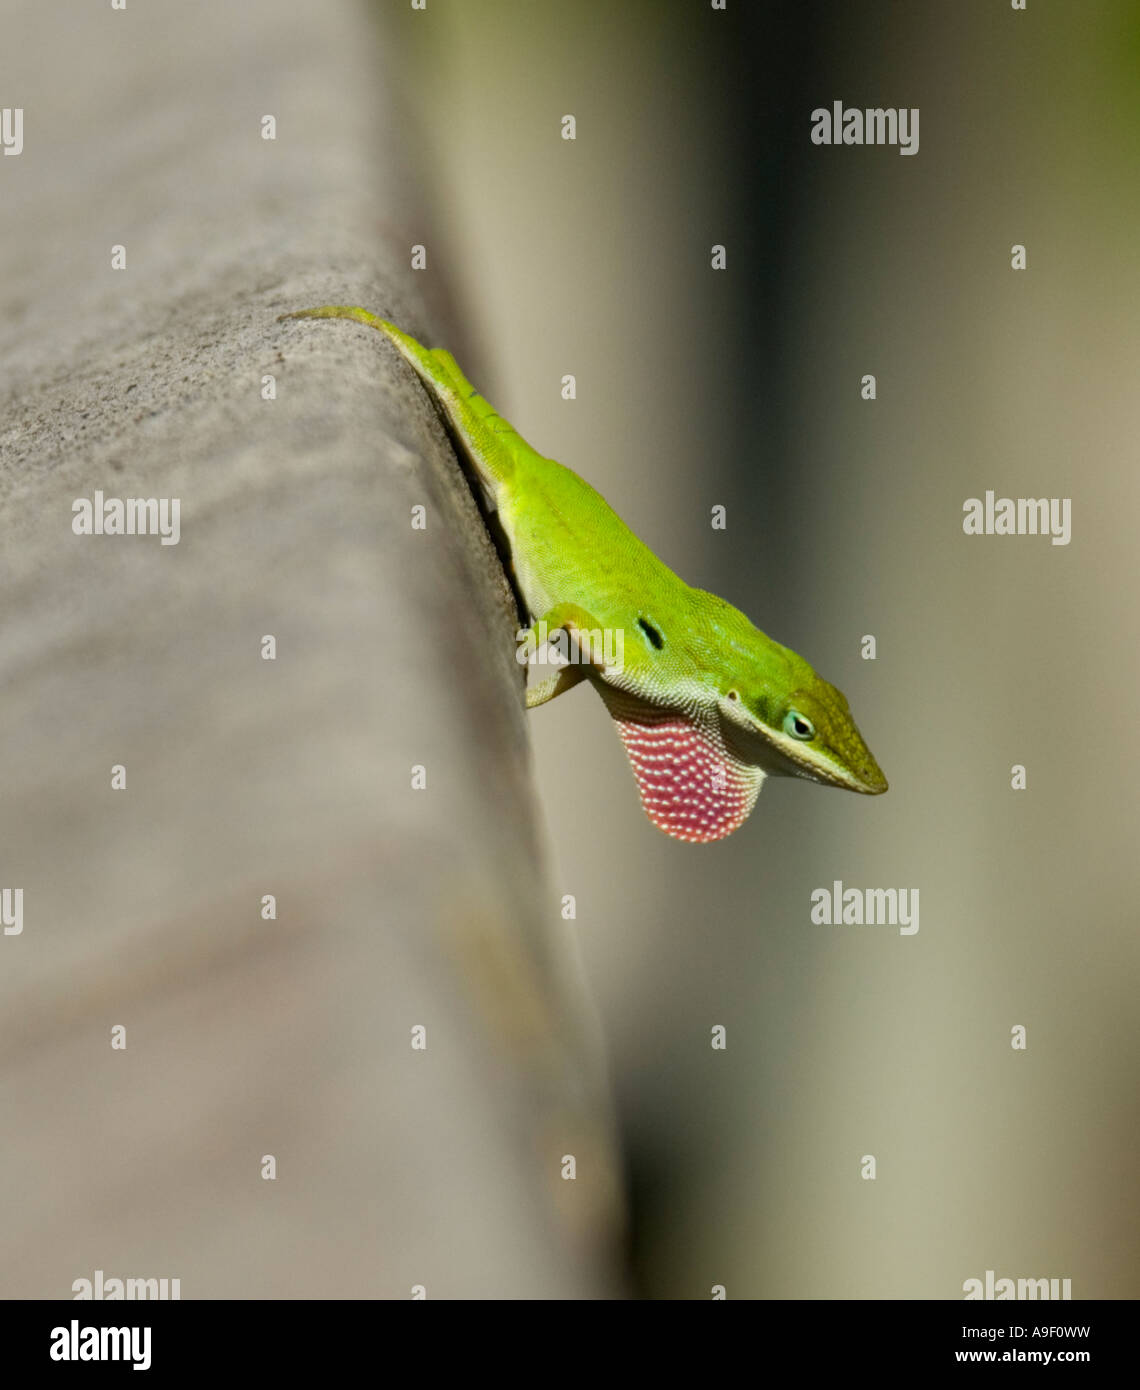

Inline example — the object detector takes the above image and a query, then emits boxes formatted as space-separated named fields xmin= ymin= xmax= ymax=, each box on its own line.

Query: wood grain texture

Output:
xmin=0 ymin=0 xmax=624 ymax=1298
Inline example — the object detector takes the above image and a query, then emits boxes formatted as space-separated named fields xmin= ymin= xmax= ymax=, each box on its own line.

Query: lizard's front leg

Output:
xmin=525 ymin=664 xmax=587 ymax=709
xmin=518 ymin=602 xmax=615 ymax=709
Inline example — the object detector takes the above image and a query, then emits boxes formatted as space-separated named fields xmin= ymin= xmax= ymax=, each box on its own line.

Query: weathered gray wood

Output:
xmin=0 ymin=0 xmax=623 ymax=1298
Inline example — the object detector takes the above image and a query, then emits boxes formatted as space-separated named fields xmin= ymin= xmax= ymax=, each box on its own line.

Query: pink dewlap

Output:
xmin=607 ymin=705 xmax=758 ymax=843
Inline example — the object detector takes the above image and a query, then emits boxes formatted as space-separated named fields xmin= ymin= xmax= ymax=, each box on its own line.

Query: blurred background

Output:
xmin=392 ymin=0 xmax=1140 ymax=1297
xmin=2 ymin=0 xmax=1137 ymax=1298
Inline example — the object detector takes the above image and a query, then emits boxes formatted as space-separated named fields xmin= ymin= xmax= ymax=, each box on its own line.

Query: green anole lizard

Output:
xmin=280 ymin=306 xmax=888 ymax=843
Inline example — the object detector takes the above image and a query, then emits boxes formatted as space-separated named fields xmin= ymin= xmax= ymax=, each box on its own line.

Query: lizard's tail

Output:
xmin=279 ymin=305 xmax=517 ymax=489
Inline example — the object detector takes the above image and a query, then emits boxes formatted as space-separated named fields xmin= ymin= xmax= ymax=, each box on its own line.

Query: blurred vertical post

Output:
xmin=0 ymin=0 xmax=624 ymax=1297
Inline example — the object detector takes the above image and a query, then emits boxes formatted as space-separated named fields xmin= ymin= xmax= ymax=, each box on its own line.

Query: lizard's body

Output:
xmin=281 ymin=306 xmax=887 ymax=842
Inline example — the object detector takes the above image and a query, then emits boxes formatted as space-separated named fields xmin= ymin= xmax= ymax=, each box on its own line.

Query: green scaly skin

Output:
xmin=280 ymin=306 xmax=887 ymax=843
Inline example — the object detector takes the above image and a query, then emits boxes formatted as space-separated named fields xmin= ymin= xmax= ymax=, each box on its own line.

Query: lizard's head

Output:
xmin=595 ymin=590 xmax=887 ymax=842
xmin=699 ymin=597 xmax=888 ymax=796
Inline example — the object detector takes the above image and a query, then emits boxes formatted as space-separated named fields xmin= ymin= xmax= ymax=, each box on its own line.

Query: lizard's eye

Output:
xmin=783 ymin=710 xmax=815 ymax=741
xmin=726 ymin=690 xmax=740 ymax=702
